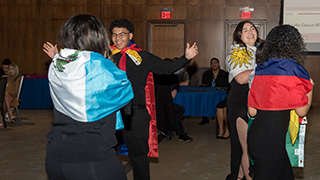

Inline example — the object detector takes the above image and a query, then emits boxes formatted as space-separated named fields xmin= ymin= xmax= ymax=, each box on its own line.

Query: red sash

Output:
xmin=111 ymin=44 xmax=158 ymax=158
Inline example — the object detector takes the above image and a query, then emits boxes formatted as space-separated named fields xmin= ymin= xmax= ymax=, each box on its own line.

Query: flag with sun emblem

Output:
xmin=226 ymin=44 xmax=257 ymax=82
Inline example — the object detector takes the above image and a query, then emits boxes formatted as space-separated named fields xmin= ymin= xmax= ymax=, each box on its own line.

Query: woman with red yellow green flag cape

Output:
xmin=247 ymin=25 xmax=313 ymax=180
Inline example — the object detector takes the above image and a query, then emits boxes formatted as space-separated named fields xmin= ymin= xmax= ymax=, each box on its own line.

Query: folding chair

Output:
xmin=13 ymin=75 xmax=24 ymax=125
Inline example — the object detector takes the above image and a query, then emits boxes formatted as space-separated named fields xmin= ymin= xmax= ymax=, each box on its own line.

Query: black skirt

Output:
xmin=227 ymin=79 xmax=249 ymax=123
xmin=247 ymin=110 xmax=294 ymax=180
xmin=226 ymin=79 xmax=250 ymax=179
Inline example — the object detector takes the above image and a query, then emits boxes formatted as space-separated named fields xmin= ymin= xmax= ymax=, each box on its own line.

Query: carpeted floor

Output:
xmin=0 ymin=108 xmax=319 ymax=180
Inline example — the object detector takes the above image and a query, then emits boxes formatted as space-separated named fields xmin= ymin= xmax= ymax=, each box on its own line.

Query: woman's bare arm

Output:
xmin=295 ymin=78 xmax=314 ymax=117
xmin=43 ymin=42 xmax=58 ymax=59
xmin=234 ymin=70 xmax=253 ymax=84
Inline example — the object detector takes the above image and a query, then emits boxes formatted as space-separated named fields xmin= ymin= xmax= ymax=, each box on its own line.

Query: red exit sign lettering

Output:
xmin=241 ymin=11 xmax=251 ymax=19
xmin=160 ymin=11 xmax=172 ymax=19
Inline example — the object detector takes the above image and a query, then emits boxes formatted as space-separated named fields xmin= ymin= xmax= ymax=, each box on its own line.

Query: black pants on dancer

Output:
xmin=123 ymin=107 xmax=151 ymax=180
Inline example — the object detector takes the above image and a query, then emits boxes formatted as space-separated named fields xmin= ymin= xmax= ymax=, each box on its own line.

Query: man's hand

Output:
xmin=185 ymin=42 xmax=198 ymax=60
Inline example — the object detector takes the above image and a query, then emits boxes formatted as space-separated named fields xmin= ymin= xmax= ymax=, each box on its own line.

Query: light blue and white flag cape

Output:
xmin=48 ymin=48 xmax=133 ymax=129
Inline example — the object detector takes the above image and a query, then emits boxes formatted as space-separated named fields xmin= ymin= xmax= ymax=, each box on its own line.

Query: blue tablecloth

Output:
xmin=20 ymin=78 xmax=53 ymax=109
xmin=173 ymin=86 xmax=227 ymax=117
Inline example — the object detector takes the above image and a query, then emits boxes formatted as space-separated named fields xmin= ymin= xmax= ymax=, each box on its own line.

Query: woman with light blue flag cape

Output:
xmin=43 ymin=14 xmax=133 ymax=180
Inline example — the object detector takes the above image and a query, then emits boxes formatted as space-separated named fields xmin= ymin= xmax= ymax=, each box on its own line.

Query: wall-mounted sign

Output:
xmin=239 ymin=7 xmax=254 ymax=19
xmin=241 ymin=11 xmax=252 ymax=19
xmin=161 ymin=11 xmax=171 ymax=19
xmin=159 ymin=8 xmax=173 ymax=20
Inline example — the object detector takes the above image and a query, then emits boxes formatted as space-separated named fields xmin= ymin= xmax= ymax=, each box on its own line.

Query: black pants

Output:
xmin=46 ymin=155 xmax=127 ymax=180
xmin=173 ymin=104 xmax=185 ymax=135
xmin=123 ymin=107 xmax=151 ymax=180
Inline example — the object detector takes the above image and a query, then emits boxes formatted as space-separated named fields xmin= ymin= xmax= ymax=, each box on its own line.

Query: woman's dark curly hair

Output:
xmin=109 ymin=19 xmax=134 ymax=34
xmin=256 ymin=25 xmax=306 ymax=65
xmin=233 ymin=20 xmax=263 ymax=47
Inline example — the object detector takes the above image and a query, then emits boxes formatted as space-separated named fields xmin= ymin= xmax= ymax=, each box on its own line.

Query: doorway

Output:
xmin=148 ymin=22 xmax=185 ymax=59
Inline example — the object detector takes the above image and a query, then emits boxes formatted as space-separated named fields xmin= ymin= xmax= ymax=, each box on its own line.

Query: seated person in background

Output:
xmin=199 ymin=58 xmax=230 ymax=138
xmin=201 ymin=57 xmax=229 ymax=88
xmin=171 ymin=79 xmax=193 ymax=142
xmin=154 ymin=63 xmax=192 ymax=142
xmin=173 ymin=57 xmax=190 ymax=86
xmin=154 ymin=58 xmax=176 ymax=137
xmin=4 ymin=63 xmax=21 ymax=122
xmin=0 ymin=58 xmax=12 ymax=78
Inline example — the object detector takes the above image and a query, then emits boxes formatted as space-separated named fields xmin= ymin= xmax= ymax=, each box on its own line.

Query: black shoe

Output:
xmin=178 ymin=133 xmax=193 ymax=142
xmin=217 ymin=132 xmax=230 ymax=139
xmin=198 ymin=120 xmax=209 ymax=125
xmin=159 ymin=131 xmax=172 ymax=140
xmin=216 ymin=135 xmax=224 ymax=139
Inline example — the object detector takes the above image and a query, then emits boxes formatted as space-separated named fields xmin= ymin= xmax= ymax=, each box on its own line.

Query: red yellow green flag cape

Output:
xmin=248 ymin=58 xmax=312 ymax=145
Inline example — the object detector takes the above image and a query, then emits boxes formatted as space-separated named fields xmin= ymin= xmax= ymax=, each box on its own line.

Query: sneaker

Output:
xmin=4 ymin=113 xmax=10 ymax=122
xmin=198 ymin=118 xmax=209 ymax=125
xmin=178 ymin=133 xmax=193 ymax=142
xmin=5 ymin=117 xmax=10 ymax=122
xmin=159 ymin=131 xmax=172 ymax=141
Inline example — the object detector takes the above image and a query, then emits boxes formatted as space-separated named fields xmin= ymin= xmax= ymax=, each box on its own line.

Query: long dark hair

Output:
xmin=57 ymin=14 xmax=112 ymax=59
xmin=233 ymin=20 xmax=263 ymax=47
xmin=256 ymin=25 xmax=306 ymax=65
xmin=232 ymin=20 xmax=263 ymax=59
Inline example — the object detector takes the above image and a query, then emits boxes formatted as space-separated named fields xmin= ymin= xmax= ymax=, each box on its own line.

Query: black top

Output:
xmin=202 ymin=69 xmax=229 ymax=88
xmin=0 ymin=68 xmax=5 ymax=77
xmin=113 ymin=51 xmax=189 ymax=105
xmin=46 ymin=109 xmax=117 ymax=163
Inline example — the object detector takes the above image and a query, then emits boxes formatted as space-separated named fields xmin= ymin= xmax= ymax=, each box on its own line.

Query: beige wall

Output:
xmin=0 ymin=0 xmax=282 ymax=73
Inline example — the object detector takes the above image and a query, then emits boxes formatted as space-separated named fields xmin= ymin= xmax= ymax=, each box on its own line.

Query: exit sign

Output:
xmin=160 ymin=11 xmax=172 ymax=19
xmin=159 ymin=8 xmax=173 ymax=20
xmin=241 ymin=11 xmax=251 ymax=19
xmin=239 ymin=7 xmax=254 ymax=19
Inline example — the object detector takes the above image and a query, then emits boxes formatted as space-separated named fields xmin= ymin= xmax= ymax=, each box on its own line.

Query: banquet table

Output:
xmin=20 ymin=76 xmax=53 ymax=109
xmin=173 ymin=86 xmax=227 ymax=117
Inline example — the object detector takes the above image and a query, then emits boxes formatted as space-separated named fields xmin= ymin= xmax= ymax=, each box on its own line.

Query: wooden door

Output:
xmin=148 ymin=23 xmax=185 ymax=59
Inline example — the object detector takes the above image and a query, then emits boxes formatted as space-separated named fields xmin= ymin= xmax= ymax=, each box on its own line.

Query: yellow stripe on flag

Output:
xmin=289 ymin=110 xmax=300 ymax=145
